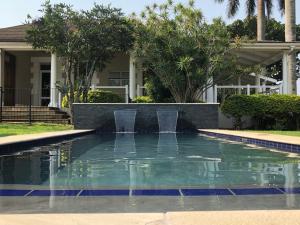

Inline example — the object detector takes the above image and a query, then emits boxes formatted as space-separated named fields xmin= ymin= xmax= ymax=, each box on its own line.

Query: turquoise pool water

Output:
xmin=1 ymin=133 xmax=300 ymax=189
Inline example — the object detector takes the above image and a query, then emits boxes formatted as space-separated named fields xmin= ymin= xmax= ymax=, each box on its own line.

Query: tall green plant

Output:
xmin=132 ymin=1 xmax=238 ymax=103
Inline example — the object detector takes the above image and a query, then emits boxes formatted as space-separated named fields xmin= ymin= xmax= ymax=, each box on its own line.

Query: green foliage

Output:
xmin=144 ymin=72 xmax=174 ymax=103
xmin=132 ymin=1 xmax=238 ymax=103
xmin=87 ymin=90 xmax=123 ymax=103
xmin=62 ymin=90 xmax=123 ymax=108
xmin=26 ymin=1 xmax=134 ymax=119
xmin=132 ymin=96 xmax=155 ymax=103
xmin=222 ymin=95 xmax=300 ymax=130
xmin=227 ymin=16 xmax=286 ymax=41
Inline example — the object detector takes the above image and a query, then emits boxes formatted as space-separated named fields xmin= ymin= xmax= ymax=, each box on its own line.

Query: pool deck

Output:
xmin=199 ymin=129 xmax=300 ymax=145
xmin=1 ymin=211 xmax=300 ymax=225
xmin=0 ymin=130 xmax=93 ymax=147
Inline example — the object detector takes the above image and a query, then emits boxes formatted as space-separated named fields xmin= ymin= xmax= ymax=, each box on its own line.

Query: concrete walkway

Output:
xmin=0 ymin=130 xmax=93 ymax=146
xmin=1 ymin=211 xmax=300 ymax=225
xmin=199 ymin=129 xmax=300 ymax=145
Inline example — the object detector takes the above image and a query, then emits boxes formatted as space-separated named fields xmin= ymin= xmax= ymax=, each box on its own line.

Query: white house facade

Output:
xmin=0 ymin=24 xmax=299 ymax=110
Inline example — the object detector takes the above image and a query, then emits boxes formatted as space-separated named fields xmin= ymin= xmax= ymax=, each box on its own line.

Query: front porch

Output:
xmin=0 ymin=45 xmax=145 ymax=108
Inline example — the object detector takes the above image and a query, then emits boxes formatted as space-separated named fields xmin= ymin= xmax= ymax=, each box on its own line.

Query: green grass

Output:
xmin=0 ymin=123 xmax=73 ymax=137
xmin=246 ymin=130 xmax=300 ymax=137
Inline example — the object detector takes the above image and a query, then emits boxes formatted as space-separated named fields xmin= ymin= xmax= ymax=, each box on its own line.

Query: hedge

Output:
xmin=132 ymin=96 xmax=155 ymax=103
xmin=221 ymin=94 xmax=300 ymax=130
xmin=62 ymin=90 xmax=123 ymax=108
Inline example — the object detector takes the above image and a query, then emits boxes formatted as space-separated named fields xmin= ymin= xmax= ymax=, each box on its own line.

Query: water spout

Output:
xmin=114 ymin=110 xmax=137 ymax=133
xmin=157 ymin=110 xmax=178 ymax=133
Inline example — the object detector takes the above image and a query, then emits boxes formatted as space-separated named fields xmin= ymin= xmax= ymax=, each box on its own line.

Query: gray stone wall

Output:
xmin=73 ymin=103 xmax=219 ymax=132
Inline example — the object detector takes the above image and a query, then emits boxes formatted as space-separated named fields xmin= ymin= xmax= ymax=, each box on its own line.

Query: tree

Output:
xmin=26 ymin=1 xmax=134 ymax=120
xmin=285 ymin=0 xmax=297 ymax=94
xmin=227 ymin=16 xmax=286 ymax=41
xmin=26 ymin=1 xmax=80 ymax=119
xmin=215 ymin=0 xmax=284 ymax=41
xmin=72 ymin=5 xmax=134 ymax=101
xmin=132 ymin=1 xmax=239 ymax=103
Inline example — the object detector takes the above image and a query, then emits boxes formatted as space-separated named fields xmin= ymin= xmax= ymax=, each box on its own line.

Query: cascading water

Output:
xmin=157 ymin=110 xmax=178 ymax=133
xmin=114 ymin=110 xmax=137 ymax=133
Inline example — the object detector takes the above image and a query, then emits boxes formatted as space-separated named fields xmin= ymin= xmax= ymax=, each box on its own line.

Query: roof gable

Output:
xmin=0 ymin=24 xmax=31 ymax=42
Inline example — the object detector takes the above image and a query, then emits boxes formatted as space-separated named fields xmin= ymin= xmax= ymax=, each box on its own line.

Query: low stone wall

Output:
xmin=73 ymin=103 xmax=219 ymax=132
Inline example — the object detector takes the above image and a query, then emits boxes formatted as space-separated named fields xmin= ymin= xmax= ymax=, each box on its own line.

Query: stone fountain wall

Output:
xmin=73 ymin=103 xmax=219 ymax=132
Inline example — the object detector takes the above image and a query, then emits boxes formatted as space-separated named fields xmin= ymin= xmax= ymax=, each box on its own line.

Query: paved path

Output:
xmin=1 ymin=211 xmax=300 ymax=225
xmin=199 ymin=129 xmax=300 ymax=145
xmin=0 ymin=130 xmax=93 ymax=146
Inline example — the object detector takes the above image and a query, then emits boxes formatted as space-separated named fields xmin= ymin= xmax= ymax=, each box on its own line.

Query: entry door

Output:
xmin=40 ymin=64 xmax=51 ymax=106
xmin=4 ymin=53 xmax=16 ymax=106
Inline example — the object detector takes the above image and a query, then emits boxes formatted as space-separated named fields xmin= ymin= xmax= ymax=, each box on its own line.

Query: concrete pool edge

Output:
xmin=198 ymin=129 xmax=300 ymax=153
xmin=1 ymin=211 xmax=300 ymax=225
xmin=0 ymin=130 xmax=95 ymax=153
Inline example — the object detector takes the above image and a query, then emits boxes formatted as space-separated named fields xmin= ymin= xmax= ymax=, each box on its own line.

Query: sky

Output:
xmin=0 ymin=0 xmax=299 ymax=28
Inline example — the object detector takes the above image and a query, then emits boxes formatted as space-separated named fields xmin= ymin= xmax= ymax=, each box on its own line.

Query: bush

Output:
xmin=221 ymin=94 xmax=300 ymax=130
xmin=132 ymin=96 xmax=155 ymax=103
xmin=62 ymin=90 xmax=123 ymax=108
xmin=87 ymin=90 xmax=123 ymax=103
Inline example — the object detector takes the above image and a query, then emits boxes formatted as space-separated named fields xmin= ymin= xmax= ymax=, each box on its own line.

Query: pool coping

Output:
xmin=198 ymin=129 xmax=300 ymax=153
xmin=2 ymin=211 xmax=300 ymax=225
xmin=0 ymin=130 xmax=95 ymax=153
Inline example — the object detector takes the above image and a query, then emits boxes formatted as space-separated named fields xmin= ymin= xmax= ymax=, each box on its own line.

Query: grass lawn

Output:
xmin=246 ymin=130 xmax=300 ymax=137
xmin=0 ymin=123 xmax=73 ymax=137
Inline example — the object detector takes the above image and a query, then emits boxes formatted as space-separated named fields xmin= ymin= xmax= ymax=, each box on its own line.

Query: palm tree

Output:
xmin=284 ymin=0 xmax=297 ymax=93
xmin=215 ymin=0 xmax=284 ymax=41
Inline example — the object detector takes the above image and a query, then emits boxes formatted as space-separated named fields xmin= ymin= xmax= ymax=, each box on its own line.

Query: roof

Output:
xmin=230 ymin=42 xmax=300 ymax=66
xmin=0 ymin=24 xmax=31 ymax=42
xmin=0 ymin=24 xmax=299 ymax=66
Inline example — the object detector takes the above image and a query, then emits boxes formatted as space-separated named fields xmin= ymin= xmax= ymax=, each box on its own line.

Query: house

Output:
xmin=0 ymin=24 xmax=299 ymax=122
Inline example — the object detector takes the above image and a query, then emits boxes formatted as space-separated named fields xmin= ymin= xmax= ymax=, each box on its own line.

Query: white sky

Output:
xmin=0 ymin=0 xmax=299 ymax=28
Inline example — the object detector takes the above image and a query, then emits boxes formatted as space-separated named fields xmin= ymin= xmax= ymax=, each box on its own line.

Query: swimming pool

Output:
xmin=1 ymin=133 xmax=300 ymax=191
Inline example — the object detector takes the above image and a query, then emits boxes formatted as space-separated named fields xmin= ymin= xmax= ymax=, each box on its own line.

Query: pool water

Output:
xmin=1 ymin=133 xmax=300 ymax=189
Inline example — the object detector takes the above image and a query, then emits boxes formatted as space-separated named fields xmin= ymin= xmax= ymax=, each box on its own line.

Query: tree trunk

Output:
xmin=285 ymin=0 xmax=297 ymax=94
xmin=257 ymin=0 xmax=266 ymax=41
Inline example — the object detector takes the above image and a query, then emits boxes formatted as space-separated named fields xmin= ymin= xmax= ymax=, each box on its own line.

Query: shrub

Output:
xmin=132 ymin=96 xmax=155 ymax=103
xmin=62 ymin=90 xmax=123 ymax=108
xmin=221 ymin=94 xmax=300 ymax=130
xmin=87 ymin=90 xmax=123 ymax=103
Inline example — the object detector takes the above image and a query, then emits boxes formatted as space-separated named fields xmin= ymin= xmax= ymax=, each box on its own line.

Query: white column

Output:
xmin=297 ymin=79 xmax=300 ymax=96
xmin=49 ymin=53 xmax=58 ymax=107
xmin=255 ymin=74 xmax=261 ymax=94
xmin=136 ymin=61 xmax=143 ymax=97
xmin=282 ymin=52 xmax=289 ymax=94
xmin=237 ymin=76 xmax=241 ymax=94
xmin=206 ymin=78 xmax=214 ymax=103
xmin=0 ymin=49 xmax=4 ymax=88
xmin=129 ymin=54 xmax=137 ymax=100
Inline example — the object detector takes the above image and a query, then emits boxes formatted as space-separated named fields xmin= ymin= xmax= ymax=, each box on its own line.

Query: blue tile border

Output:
xmin=1 ymin=188 xmax=300 ymax=197
xmin=230 ymin=188 xmax=283 ymax=195
xmin=28 ymin=190 xmax=80 ymax=196
xmin=132 ymin=189 xmax=180 ymax=196
xmin=181 ymin=189 xmax=232 ymax=196
xmin=80 ymin=189 xmax=129 ymax=196
xmin=279 ymin=187 xmax=300 ymax=194
xmin=198 ymin=131 xmax=300 ymax=153
xmin=0 ymin=189 xmax=31 ymax=196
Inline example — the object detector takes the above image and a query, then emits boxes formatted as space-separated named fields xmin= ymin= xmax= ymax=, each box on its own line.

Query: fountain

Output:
xmin=114 ymin=110 xmax=137 ymax=133
xmin=157 ymin=110 xmax=178 ymax=133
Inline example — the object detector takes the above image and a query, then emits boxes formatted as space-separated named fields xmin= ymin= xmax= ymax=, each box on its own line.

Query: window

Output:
xmin=108 ymin=72 xmax=129 ymax=86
